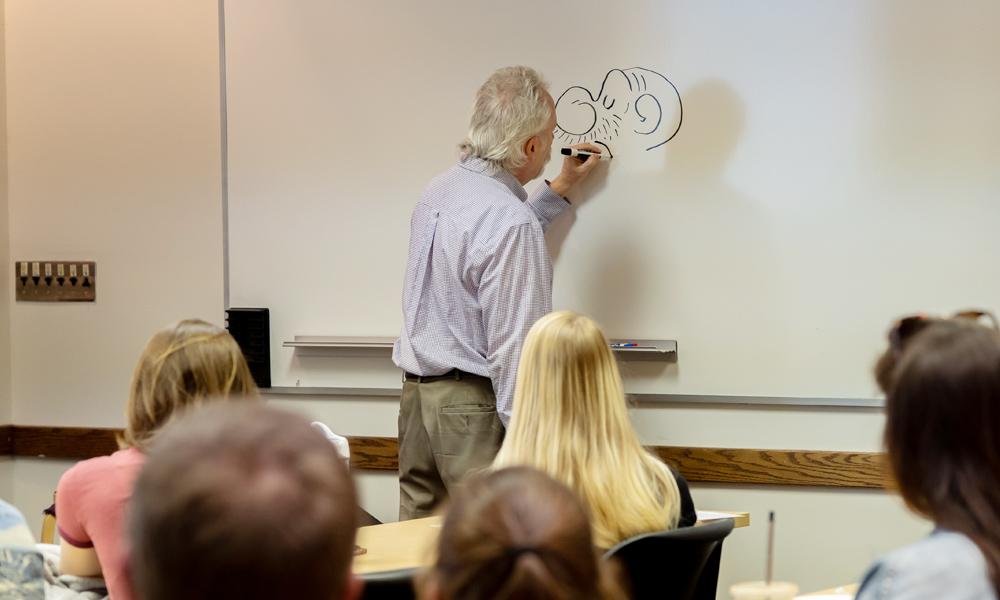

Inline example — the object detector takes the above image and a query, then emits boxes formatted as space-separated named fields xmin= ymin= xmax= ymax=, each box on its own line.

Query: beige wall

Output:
xmin=0 ymin=0 xmax=10 ymax=428
xmin=3 ymin=0 xmax=222 ymax=517
xmin=0 ymin=461 xmax=11 ymax=504
xmin=6 ymin=0 xmax=224 ymax=428
xmin=7 ymin=458 xmax=71 ymax=532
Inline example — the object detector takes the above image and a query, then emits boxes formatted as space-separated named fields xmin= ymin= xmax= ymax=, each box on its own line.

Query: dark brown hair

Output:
xmin=128 ymin=403 xmax=359 ymax=600
xmin=874 ymin=318 xmax=1000 ymax=594
xmin=423 ymin=466 xmax=621 ymax=600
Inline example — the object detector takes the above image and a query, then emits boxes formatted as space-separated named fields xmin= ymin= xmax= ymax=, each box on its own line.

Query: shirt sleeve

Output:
xmin=0 ymin=500 xmax=37 ymax=549
xmin=55 ymin=464 xmax=94 ymax=548
xmin=479 ymin=222 xmax=553 ymax=426
xmin=525 ymin=181 xmax=571 ymax=232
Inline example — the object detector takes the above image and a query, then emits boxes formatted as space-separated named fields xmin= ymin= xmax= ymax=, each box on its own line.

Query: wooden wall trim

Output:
xmin=2 ymin=426 xmax=889 ymax=489
xmin=653 ymin=446 xmax=888 ymax=489
xmin=350 ymin=436 xmax=889 ymax=489
xmin=348 ymin=436 xmax=401 ymax=471
xmin=11 ymin=426 xmax=120 ymax=459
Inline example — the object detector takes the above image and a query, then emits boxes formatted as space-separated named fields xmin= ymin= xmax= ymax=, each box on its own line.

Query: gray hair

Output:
xmin=460 ymin=66 xmax=552 ymax=172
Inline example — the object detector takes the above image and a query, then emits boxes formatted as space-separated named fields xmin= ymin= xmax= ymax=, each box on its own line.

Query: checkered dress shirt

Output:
xmin=393 ymin=156 xmax=570 ymax=425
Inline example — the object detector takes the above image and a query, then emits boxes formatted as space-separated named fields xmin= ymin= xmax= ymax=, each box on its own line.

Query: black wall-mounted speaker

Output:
xmin=225 ymin=307 xmax=271 ymax=388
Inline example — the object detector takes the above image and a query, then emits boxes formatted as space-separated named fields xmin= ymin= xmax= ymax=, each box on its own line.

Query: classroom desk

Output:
xmin=796 ymin=583 xmax=858 ymax=598
xmin=353 ymin=510 xmax=750 ymax=575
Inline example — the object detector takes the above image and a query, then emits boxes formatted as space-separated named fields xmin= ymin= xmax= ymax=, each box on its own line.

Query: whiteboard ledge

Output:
xmin=282 ymin=336 xmax=676 ymax=361
xmin=262 ymin=386 xmax=883 ymax=408
xmin=283 ymin=336 xmax=396 ymax=349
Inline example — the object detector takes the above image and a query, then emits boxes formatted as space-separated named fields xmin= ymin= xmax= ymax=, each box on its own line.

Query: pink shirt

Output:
xmin=56 ymin=447 xmax=144 ymax=600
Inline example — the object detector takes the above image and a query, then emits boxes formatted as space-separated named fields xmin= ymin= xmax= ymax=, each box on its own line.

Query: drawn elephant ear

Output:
xmin=554 ymin=86 xmax=598 ymax=136
xmin=632 ymin=93 xmax=663 ymax=136
xmin=642 ymin=71 xmax=683 ymax=149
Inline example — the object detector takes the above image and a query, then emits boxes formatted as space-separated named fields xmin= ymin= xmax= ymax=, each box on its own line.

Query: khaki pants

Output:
xmin=397 ymin=373 xmax=504 ymax=520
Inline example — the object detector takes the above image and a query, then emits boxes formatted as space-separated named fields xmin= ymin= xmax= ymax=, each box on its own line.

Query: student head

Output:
xmin=421 ymin=466 xmax=616 ymax=600
xmin=129 ymin=403 xmax=361 ymax=600
xmin=123 ymin=318 xmax=258 ymax=450
xmin=494 ymin=310 xmax=681 ymax=548
xmin=874 ymin=311 xmax=1000 ymax=592
xmin=460 ymin=66 xmax=556 ymax=181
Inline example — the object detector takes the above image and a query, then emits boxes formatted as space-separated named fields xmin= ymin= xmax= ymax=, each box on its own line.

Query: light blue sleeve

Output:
xmin=855 ymin=559 xmax=892 ymax=600
xmin=855 ymin=532 xmax=996 ymax=600
xmin=0 ymin=500 xmax=44 ymax=600
xmin=0 ymin=500 xmax=35 ymax=549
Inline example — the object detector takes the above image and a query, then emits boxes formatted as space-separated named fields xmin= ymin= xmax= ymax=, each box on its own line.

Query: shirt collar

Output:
xmin=458 ymin=156 xmax=527 ymax=201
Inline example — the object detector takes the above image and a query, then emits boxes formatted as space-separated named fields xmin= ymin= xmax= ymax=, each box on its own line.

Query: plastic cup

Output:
xmin=730 ymin=581 xmax=800 ymax=600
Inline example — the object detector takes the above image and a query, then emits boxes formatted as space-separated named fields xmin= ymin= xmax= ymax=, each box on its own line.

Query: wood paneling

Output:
xmin=653 ymin=446 xmax=889 ymax=489
xmin=11 ymin=426 xmax=120 ymax=459
xmin=349 ymin=436 xmax=889 ymax=489
xmin=348 ymin=436 xmax=400 ymax=471
xmin=1 ymin=426 xmax=890 ymax=489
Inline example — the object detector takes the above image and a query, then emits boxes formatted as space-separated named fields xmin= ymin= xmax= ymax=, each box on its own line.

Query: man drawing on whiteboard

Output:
xmin=393 ymin=66 xmax=605 ymax=519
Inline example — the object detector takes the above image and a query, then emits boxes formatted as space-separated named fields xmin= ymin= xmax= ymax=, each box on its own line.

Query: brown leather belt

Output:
xmin=403 ymin=369 xmax=490 ymax=384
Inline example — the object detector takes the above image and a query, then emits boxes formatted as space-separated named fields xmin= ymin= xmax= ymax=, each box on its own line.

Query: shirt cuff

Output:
xmin=528 ymin=181 xmax=572 ymax=230
xmin=543 ymin=180 xmax=571 ymax=203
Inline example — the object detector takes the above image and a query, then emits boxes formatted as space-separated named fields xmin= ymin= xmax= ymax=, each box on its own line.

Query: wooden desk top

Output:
xmin=354 ymin=515 xmax=443 ymax=575
xmin=353 ymin=510 xmax=750 ymax=575
xmin=797 ymin=583 xmax=858 ymax=597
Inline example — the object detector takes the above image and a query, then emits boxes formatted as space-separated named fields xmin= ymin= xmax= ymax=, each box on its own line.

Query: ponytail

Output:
xmin=423 ymin=467 xmax=622 ymax=600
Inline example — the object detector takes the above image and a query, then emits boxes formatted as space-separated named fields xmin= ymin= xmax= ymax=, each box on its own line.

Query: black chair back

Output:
xmin=360 ymin=567 xmax=417 ymax=600
xmin=603 ymin=518 xmax=735 ymax=600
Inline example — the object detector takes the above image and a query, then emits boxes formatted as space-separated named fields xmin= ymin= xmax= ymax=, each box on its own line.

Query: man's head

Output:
xmin=129 ymin=403 xmax=361 ymax=600
xmin=460 ymin=66 xmax=556 ymax=183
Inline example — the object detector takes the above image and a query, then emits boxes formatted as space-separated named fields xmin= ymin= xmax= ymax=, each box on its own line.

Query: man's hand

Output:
xmin=549 ymin=142 xmax=607 ymax=199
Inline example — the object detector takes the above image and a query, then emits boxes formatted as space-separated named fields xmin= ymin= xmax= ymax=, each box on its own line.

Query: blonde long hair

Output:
xmin=123 ymin=319 xmax=258 ymax=451
xmin=494 ymin=311 xmax=681 ymax=548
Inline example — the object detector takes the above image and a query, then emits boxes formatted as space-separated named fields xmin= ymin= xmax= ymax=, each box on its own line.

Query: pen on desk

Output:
xmin=561 ymin=147 xmax=611 ymax=161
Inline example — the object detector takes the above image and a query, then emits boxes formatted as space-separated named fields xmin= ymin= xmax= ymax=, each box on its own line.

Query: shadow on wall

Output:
xmin=653 ymin=80 xmax=781 ymax=368
xmin=661 ymin=79 xmax=744 ymax=180
xmin=578 ymin=78 xmax=774 ymax=323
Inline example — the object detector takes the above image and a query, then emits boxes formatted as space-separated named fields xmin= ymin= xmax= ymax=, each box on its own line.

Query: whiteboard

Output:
xmin=225 ymin=1 xmax=1000 ymax=398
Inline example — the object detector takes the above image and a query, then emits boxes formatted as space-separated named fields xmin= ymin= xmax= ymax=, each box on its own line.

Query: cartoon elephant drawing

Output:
xmin=554 ymin=68 xmax=682 ymax=152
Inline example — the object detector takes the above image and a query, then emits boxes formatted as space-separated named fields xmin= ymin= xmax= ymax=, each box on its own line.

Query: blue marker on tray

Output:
xmin=610 ymin=342 xmax=638 ymax=348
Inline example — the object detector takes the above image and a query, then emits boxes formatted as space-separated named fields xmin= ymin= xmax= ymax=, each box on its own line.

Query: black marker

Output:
xmin=560 ymin=147 xmax=611 ymax=161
